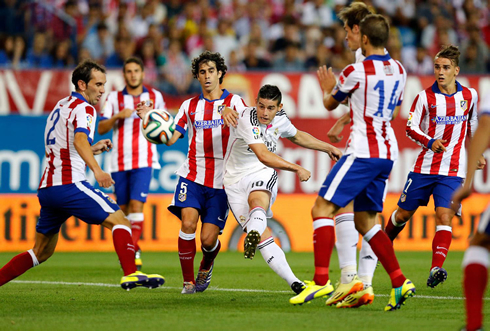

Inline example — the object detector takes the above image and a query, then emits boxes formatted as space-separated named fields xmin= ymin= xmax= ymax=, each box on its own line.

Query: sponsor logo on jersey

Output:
xmin=431 ymin=115 xmax=467 ymax=125
xmin=178 ymin=193 xmax=186 ymax=202
xmin=460 ymin=100 xmax=468 ymax=111
xmin=194 ymin=119 xmax=224 ymax=129
xmin=86 ymin=114 xmax=93 ymax=126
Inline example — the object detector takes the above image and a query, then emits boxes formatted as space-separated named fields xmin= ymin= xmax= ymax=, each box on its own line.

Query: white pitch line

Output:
xmin=10 ymin=280 xmax=490 ymax=301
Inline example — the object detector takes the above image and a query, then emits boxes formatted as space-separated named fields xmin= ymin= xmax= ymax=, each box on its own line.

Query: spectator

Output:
xmin=159 ymin=39 xmax=198 ymax=95
xmin=52 ymin=39 xmax=75 ymax=68
xmin=25 ymin=31 xmax=52 ymax=68
xmin=213 ymin=19 xmax=239 ymax=63
xmin=129 ymin=3 xmax=155 ymax=41
xmin=138 ymin=38 xmax=164 ymax=86
xmin=403 ymin=46 xmax=433 ymax=75
xmin=0 ymin=0 xmax=27 ymax=36
xmin=460 ymin=24 xmax=489 ymax=72
xmin=305 ymin=44 xmax=332 ymax=71
xmin=228 ymin=50 xmax=246 ymax=73
xmin=243 ymin=40 xmax=271 ymax=70
xmin=301 ymin=0 xmax=334 ymax=28
xmin=105 ymin=35 xmax=133 ymax=68
xmin=0 ymin=35 xmax=25 ymax=69
xmin=460 ymin=41 xmax=487 ymax=74
xmin=273 ymin=41 xmax=304 ymax=71
xmin=82 ymin=22 xmax=114 ymax=63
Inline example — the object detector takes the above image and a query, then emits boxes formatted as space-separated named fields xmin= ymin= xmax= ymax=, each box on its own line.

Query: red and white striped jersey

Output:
xmin=406 ymin=81 xmax=478 ymax=177
xmin=100 ymin=86 xmax=165 ymax=172
xmin=39 ymin=92 xmax=97 ymax=189
xmin=332 ymin=53 xmax=407 ymax=161
xmin=174 ymin=89 xmax=248 ymax=189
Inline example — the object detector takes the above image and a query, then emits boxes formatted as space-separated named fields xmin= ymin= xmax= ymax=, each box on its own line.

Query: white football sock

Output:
xmin=358 ymin=238 xmax=377 ymax=288
xmin=247 ymin=207 xmax=268 ymax=235
xmin=258 ymin=237 xmax=300 ymax=286
xmin=335 ymin=213 xmax=358 ymax=283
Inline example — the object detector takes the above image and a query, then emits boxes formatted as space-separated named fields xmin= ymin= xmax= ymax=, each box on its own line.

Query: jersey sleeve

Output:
xmin=406 ymin=92 xmax=432 ymax=148
xmin=174 ymin=100 xmax=189 ymax=136
xmin=480 ymin=93 xmax=490 ymax=116
xmin=467 ymin=89 xmax=479 ymax=139
xmin=100 ymin=92 xmax=115 ymax=120
xmin=74 ymin=105 xmax=96 ymax=145
xmin=237 ymin=108 xmax=264 ymax=145
xmin=332 ymin=64 xmax=360 ymax=103
xmin=232 ymin=95 xmax=248 ymax=113
xmin=278 ymin=112 xmax=298 ymax=138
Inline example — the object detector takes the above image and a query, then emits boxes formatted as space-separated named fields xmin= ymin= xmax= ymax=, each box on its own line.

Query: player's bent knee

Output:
xmin=102 ymin=210 xmax=130 ymax=230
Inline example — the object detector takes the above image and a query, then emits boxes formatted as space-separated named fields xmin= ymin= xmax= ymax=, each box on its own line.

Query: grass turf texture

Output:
xmin=0 ymin=251 xmax=486 ymax=331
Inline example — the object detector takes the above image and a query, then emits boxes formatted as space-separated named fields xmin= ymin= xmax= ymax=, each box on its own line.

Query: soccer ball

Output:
xmin=141 ymin=109 xmax=175 ymax=144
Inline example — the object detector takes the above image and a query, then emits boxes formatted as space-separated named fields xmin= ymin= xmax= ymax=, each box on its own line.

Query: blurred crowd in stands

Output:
xmin=1 ymin=0 xmax=489 ymax=95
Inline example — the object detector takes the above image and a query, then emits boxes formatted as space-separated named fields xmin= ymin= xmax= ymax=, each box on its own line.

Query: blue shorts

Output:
xmin=318 ymin=154 xmax=393 ymax=212
xmin=112 ymin=167 xmax=152 ymax=205
xmin=37 ymin=181 xmax=119 ymax=235
xmin=168 ymin=177 xmax=229 ymax=230
xmin=398 ymin=172 xmax=463 ymax=211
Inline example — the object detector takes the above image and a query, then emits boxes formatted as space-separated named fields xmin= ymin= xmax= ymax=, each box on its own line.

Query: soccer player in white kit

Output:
xmin=452 ymin=94 xmax=490 ymax=331
xmin=98 ymin=57 xmax=166 ymax=270
xmin=0 ymin=60 xmax=165 ymax=290
xmin=223 ymin=85 xmax=342 ymax=294
xmin=292 ymin=14 xmax=414 ymax=311
xmin=385 ymin=45 xmax=485 ymax=288
xmin=309 ymin=2 xmax=380 ymax=308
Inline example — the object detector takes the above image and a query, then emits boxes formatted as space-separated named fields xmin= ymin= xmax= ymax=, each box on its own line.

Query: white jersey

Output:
xmin=39 ymin=92 xmax=97 ymax=189
xmin=223 ymin=107 xmax=297 ymax=186
xmin=333 ymin=53 xmax=407 ymax=161
xmin=173 ymin=89 xmax=248 ymax=189
xmin=100 ymin=86 xmax=165 ymax=172
xmin=407 ymin=81 xmax=478 ymax=177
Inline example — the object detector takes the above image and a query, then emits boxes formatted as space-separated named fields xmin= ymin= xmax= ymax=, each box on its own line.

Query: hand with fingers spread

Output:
xmin=136 ymin=100 xmax=154 ymax=119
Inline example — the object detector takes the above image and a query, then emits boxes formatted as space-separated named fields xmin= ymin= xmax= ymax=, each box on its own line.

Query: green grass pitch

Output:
xmin=0 ymin=251 xmax=487 ymax=331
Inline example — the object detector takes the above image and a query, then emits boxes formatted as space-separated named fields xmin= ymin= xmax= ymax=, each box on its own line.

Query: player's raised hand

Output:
xmin=317 ymin=65 xmax=336 ymax=94
xmin=222 ymin=107 xmax=239 ymax=127
xmin=92 ymin=139 xmax=113 ymax=155
xmin=431 ymin=139 xmax=447 ymax=153
xmin=135 ymin=100 xmax=153 ymax=119
xmin=118 ymin=108 xmax=135 ymax=119
xmin=296 ymin=167 xmax=311 ymax=182
xmin=94 ymin=169 xmax=115 ymax=188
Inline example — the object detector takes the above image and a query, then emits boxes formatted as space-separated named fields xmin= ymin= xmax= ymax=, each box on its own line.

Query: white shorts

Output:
xmin=225 ymin=167 xmax=278 ymax=230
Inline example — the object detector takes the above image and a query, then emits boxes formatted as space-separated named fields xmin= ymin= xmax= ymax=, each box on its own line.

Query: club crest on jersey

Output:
xmin=460 ymin=100 xmax=468 ymax=111
xmin=400 ymin=194 xmax=406 ymax=203
xmin=274 ymin=128 xmax=279 ymax=136
xmin=383 ymin=64 xmax=394 ymax=75
xmin=178 ymin=193 xmax=187 ymax=202
xmin=239 ymin=215 xmax=246 ymax=224
xmin=215 ymin=104 xmax=225 ymax=115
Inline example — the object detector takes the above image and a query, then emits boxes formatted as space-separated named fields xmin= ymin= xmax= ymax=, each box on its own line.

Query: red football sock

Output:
xmin=464 ymin=263 xmax=488 ymax=331
xmin=179 ymin=234 xmax=196 ymax=283
xmin=0 ymin=251 xmax=36 ymax=286
xmin=112 ymin=226 xmax=137 ymax=276
xmin=367 ymin=230 xmax=406 ymax=288
xmin=200 ymin=240 xmax=221 ymax=270
xmin=313 ymin=218 xmax=335 ymax=285
xmin=384 ymin=218 xmax=406 ymax=242
xmin=431 ymin=228 xmax=452 ymax=269
xmin=130 ymin=221 xmax=143 ymax=252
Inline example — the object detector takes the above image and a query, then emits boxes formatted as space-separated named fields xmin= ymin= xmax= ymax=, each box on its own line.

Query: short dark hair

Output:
xmin=191 ymin=51 xmax=227 ymax=84
xmin=338 ymin=2 xmax=372 ymax=29
xmin=123 ymin=56 xmax=144 ymax=72
xmin=257 ymin=85 xmax=282 ymax=105
xmin=359 ymin=14 xmax=389 ymax=48
xmin=71 ymin=59 xmax=106 ymax=91
xmin=435 ymin=45 xmax=460 ymax=66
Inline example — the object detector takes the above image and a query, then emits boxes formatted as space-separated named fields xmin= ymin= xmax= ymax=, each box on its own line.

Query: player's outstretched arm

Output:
xmin=452 ymin=115 xmax=490 ymax=210
xmin=74 ymin=132 xmax=115 ymax=188
xmin=287 ymin=130 xmax=342 ymax=162
xmin=248 ymin=143 xmax=311 ymax=182
xmin=91 ymin=139 xmax=113 ymax=155
xmin=98 ymin=108 xmax=135 ymax=135
xmin=327 ymin=112 xmax=350 ymax=143
xmin=222 ymin=107 xmax=239 ymax=128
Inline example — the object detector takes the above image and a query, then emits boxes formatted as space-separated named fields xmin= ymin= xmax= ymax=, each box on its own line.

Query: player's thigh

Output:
xmin=101 ymin=209 xmax=130 ymax=230
xmin=112 ymin=170 xmax=130 ymax=206
xmin=37 ymin=185 xmax=81 ymax=235
xmin=168 ymin=177 xmax=205 ymax=220
xmin=245 ymin=168 xmax=278 ymax=217
xmin=226 ymin=181 xmax=252 ymax=231
xmin=201 ymin=186 xmax=229 ymax=232
xmin=128 ymin=167 xmax=152 ymax=203
xmin=433 ymin=176 xmax=464 ymax=214
xmin=353 ymin=158 xmax=393 ymax=212
xmin=67 ymin=181 xmax=120 ymax=227
xmin=397 ymin=172 xmax=435 ymax=211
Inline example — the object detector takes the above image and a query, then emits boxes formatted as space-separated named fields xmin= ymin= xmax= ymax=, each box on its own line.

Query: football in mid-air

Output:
xmin=141 ymin=109 xmax=175 ymax=144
